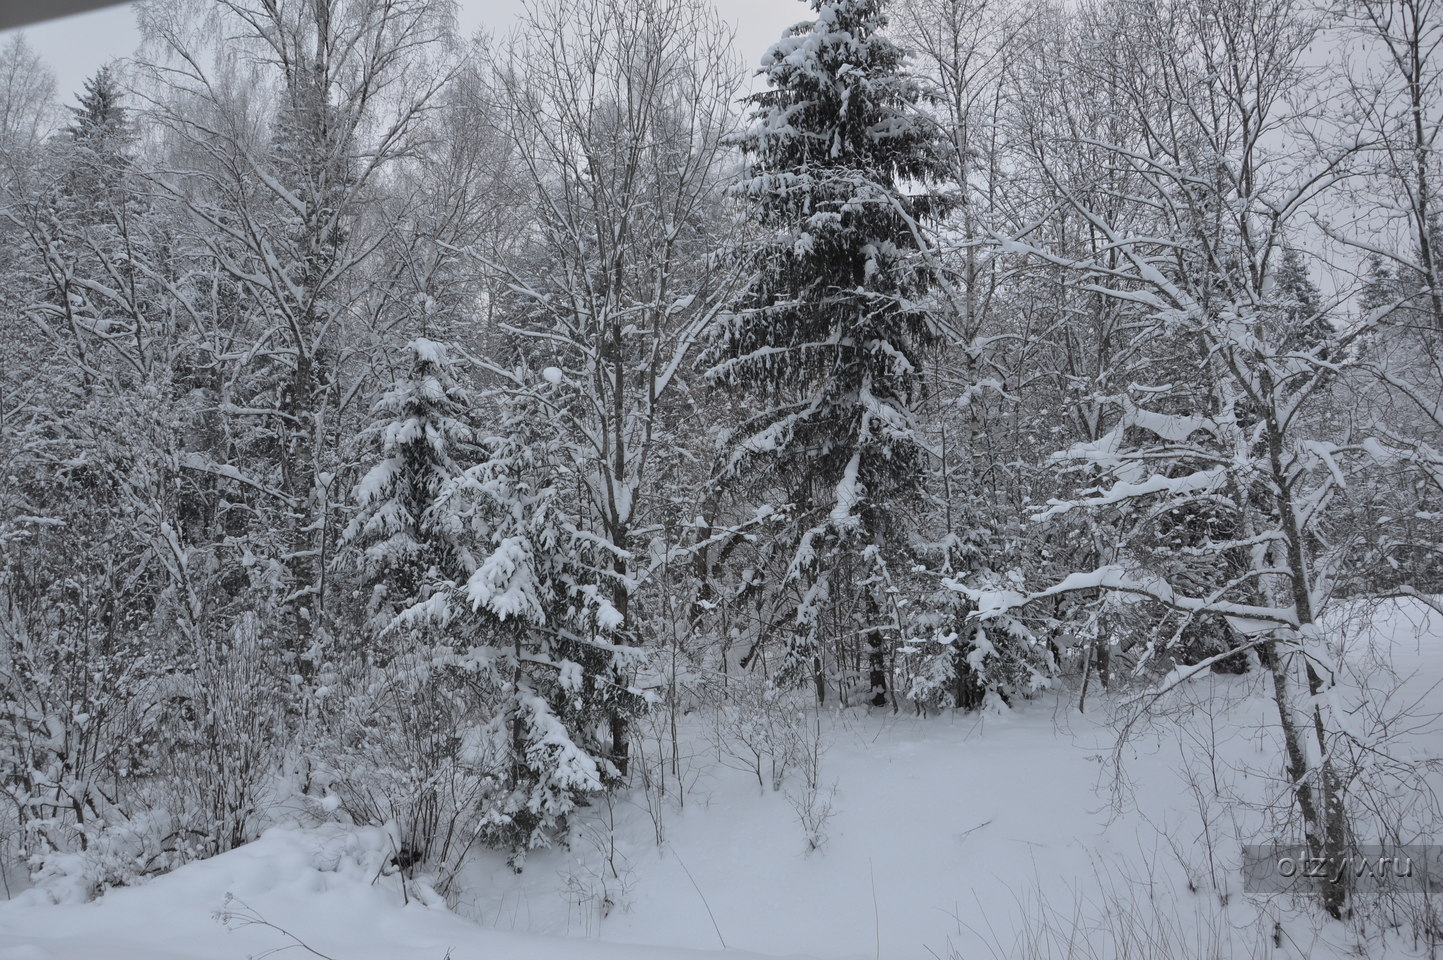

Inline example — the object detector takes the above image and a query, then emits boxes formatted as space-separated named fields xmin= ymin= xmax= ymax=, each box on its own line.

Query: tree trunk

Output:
xmin=1265 ymin=636 xmax=1349 ymax=919
xmin=954 ymin=623 xmax=985 ymax=711
xmin=280 ymin=350 xmax=321 ymax=681
xmin=1263 ymin=396 xmax=1350 ymax=919
xmin=865 ymin=594 xmax=887 ymax=708
xmin=609 ymin=713 xmax=629 ymax=779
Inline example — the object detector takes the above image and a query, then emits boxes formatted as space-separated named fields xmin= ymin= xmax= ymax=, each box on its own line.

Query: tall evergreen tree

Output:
xmin=444 ymin=401 xmax=646 ymax=868
xmin=65 ymin=67 xmax=127 ymax=141
xmin=708 ymin=0 xmax=954 ymax=705
xmin=62 ymin=66 xmax=132 ymax=207
xmin=1268 ymin=246 xmax=1331 ymax=356
xmin=345 ymin=338 xmax=477 ymax=642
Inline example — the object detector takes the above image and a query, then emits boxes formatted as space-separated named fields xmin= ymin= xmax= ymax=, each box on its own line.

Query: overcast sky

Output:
xmin=7 ymin=0 xmax=809 ymax=110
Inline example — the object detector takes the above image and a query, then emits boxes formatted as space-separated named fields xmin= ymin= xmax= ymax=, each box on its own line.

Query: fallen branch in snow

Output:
xmin=671 ymin=848 xmax=727 ymax=949
xmin=954 ymin=818 xmax=993 ymax=845
xmin=215 ymin=894 xmax=341 ymax=960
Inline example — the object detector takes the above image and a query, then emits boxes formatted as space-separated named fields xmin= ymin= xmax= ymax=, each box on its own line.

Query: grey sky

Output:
xmin=7 ymin=0 xmax=810 ymax=111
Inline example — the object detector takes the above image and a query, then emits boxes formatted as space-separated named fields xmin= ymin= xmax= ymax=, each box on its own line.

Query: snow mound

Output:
xmin=0 ymin=825 xmax=810 ymax=960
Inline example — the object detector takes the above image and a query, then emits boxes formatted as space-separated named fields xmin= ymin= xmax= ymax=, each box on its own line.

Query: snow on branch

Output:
xmin=1031 ymin=467 xmax=1227 ymax=520
xmin=946 ymin=565 xmax=1298 ymax=630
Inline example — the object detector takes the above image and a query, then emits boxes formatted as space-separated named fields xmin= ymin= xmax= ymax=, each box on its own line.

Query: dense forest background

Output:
xmin=0 ymin=0 xmax=1439 ymax=924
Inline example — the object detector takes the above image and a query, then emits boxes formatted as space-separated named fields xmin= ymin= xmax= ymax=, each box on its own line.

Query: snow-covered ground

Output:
xmin=3 ymin=599 xmax=1439 ymax=960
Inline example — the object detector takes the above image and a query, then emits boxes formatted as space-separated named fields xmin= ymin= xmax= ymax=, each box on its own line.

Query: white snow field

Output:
xmin=2 ymin=599 xmax=1439 ymax=960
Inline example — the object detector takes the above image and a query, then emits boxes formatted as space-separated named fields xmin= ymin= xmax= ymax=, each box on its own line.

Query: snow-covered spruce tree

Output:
xmin=326 ymin=337 xmax=487 ymax=877
xmin=708 ymin=0 xmax=954 ymax=706
xmin=345 ymin=337 xmax=477 ymax=642
xmin=61 ymin=67 xmax=132 ymax=212
xmin=900 ymin=523 xmax=1054 ymax=713
xmin=416 ymin=397 xmax=646 ymax=870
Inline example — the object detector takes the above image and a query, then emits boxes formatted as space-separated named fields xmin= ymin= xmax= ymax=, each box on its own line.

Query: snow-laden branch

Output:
xmin=946 ymin=564 xmax=1299 ymax=630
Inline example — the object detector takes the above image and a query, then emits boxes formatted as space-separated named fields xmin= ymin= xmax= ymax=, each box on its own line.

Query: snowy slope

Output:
xmin=2 ymin=599 xmax=1438 ymax=960
xmin=0 ymin=825 xmax=816 ymax=960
